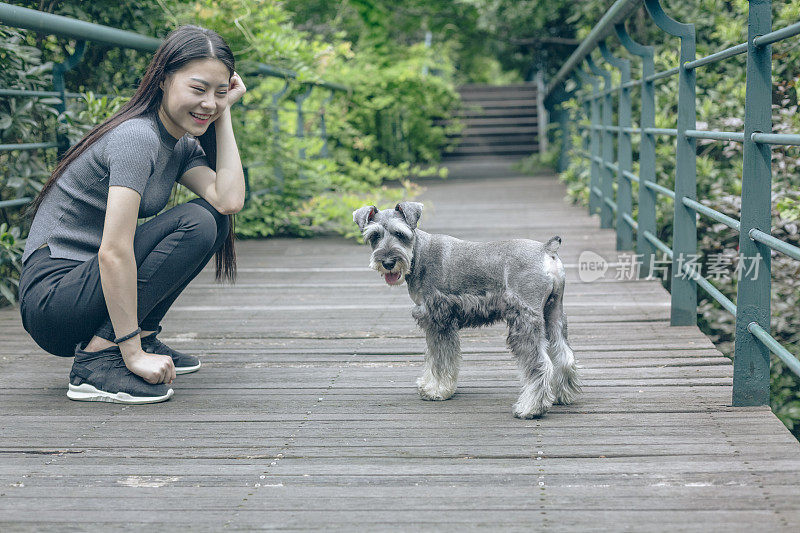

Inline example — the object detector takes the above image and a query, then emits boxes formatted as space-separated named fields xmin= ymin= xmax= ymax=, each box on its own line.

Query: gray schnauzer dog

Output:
xmin=353 ymin=202 xmax=580 ymax=418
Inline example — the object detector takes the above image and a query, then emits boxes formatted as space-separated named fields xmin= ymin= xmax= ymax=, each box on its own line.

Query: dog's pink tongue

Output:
xmin=384 ymin=272 xmax=401 ymax=284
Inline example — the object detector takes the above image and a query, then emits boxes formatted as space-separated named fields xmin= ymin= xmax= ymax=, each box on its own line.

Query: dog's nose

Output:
xmin=382 ymin=259 xmax=396 ymax=270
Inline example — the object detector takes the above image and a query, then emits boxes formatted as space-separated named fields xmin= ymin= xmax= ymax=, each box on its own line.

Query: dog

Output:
xmin=353 ymin=202 xmax=580 ymax=418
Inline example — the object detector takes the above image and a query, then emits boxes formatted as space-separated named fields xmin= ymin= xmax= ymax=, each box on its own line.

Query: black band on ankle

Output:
xmin=114 ymin=327 xmax=142 ymax=344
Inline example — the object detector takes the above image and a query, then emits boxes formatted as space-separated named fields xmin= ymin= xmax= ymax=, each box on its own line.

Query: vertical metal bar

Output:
xmin=535 ymin=70 xmax=549 ymax=153
xmin=733 ymin=0 xmax=772 ymax=406
xmin=580 ymin=85 xmax=591 ymax=164
xmin=579 ymin=68 xmax=602 ymax=216
xmin=243 ymin=166 xmax=251 ymax=205
xmin=644 ymin=0 xmax=697 ymax=326
xmin=557 ymin=104 xmax=571 ymax=173
xmin=296 ymin=85 xmax=314 ymax=160
xmin=582 ymin=99 xmax=591 ymax=158
xmin=52 ymin=40 xmax=86 ymax=158
xmin=616 ymin=23 xmax=657 ymax=278
xmin=586 ymin=55 xmax=614 ymax=228
xmin=599 ymin=40 xmax=633 ymax=250
xmin=319 ymin=89 xmax=334 ymax=159
xmin=422 ymin=30 xmax=432 ymax=76
xmin=272 ymin=80 xmax=290 ymax=188
xmin=546 ymin=84 xmax=571 ymax=173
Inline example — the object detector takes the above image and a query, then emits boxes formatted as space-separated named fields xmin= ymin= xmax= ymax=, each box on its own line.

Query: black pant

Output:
xmin=19 ymin=198 xmax=229 ymax=357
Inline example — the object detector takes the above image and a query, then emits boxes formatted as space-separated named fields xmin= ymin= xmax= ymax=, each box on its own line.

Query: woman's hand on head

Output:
xmin=227 ymin=71 xmax=246 ymax=108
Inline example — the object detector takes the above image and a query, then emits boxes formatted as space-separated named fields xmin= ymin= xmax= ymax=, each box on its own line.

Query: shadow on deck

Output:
xmin=1 ymin=158 xmax=799 ymax=530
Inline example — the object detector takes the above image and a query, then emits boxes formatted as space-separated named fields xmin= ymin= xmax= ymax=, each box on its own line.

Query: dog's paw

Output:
xmin=554 ymin=385 xmax=581 ymax=406
xmin=553 ymin=367 xmax=582 ymax=405
xmin=513 ymin=386 xmax=554 ymax=418
xmin=416 ymin=376 xmax=456 ymax=401
xmin=513 ymin=400 xmax=550 ymax=419
xmin=554 ymin=392 xmax=574 ymax=406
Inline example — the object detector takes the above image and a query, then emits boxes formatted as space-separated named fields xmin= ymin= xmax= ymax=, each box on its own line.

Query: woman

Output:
xmin=18 ymin=25 xmax=246 ymax=404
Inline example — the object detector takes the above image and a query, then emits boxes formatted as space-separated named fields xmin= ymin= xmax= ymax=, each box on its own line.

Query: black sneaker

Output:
xmin=141 ymin=326 xmax=201 ymax=375
xmin=67 ymin=342 xmax=173 ymax=404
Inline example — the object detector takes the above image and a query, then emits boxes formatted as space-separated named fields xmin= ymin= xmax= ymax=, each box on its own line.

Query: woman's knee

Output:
xmin=187 ymin=198 xmax=226 ymax=226
xmin=187 ymin=198 xmax=230 ymax=249
xmin=180 ymin=200 xmax=221 ymax=249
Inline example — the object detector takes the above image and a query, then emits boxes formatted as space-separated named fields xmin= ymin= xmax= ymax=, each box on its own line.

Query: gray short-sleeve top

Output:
xmin=22 ymin=111 xmax=210 ymax=265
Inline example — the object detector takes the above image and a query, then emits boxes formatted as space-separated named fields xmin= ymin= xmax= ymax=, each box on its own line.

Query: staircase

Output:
xmin=442 ymin=83 xmax=541 ymax=162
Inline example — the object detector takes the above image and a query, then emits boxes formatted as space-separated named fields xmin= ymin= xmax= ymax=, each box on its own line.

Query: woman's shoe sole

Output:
xmin=67 ymin=383 xmax=173 ymax=404
xmin=175 ymin=361 xmax=201 ymax=375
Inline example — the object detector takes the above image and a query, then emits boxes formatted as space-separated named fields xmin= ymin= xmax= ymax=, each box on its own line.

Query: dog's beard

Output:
xmin=370 ymin=255 xmax=412 ymax=286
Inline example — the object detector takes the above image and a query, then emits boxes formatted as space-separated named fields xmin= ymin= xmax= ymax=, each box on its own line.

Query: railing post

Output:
xmin=578 ymin=68 xmax=601 ymax=216
xmin=585 ymin=55 xmax=614 ymax=228
xmin=599 ymin=40 xmax=633 ymax=250
xmin=615 ymin=22 xmax=657 ymax=278
xmin=545 ymin=84 xmax=572 ymax=173
xmin=557 ymin=104 xmax=571 ymax=173
xmin=733 ymin=0 xmax=772 ymax=406
xmin=579 ymin=94 xmax=591 ymax=173
xmin=52 ymin=40 xmax=86 ymax=158
xmin=535 ymin=70 xmax=549 ymax=154
xmin=296 ymin=85 xmax=314 ymax=160
xmin=271 ymin=80 xmax=290 ymax=189
xmin=318 ymin=89 xmax=335 ymax=159
xmin=644 ymin=0 xmax=697 ymax=326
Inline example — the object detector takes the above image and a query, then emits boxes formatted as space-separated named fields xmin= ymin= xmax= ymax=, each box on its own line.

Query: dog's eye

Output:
xmin=368 ymin=234 xmax=380 ymax=245
xmin=393 ymin=231 xmax=408 ymax=242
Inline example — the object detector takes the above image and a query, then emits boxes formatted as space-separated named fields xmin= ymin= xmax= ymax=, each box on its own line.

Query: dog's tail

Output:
xmin=544 ymin=236 xmax=562 ymax=257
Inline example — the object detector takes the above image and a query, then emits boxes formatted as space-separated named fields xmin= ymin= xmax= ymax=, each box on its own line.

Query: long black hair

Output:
xmin=27 ymin=25 xmax=237 ymax=282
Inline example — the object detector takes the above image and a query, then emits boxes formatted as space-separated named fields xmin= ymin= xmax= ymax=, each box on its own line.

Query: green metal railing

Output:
xmin=544 ymin=0 xmax=800 ymax=405
xmin=0 ymin=2 xmax=348 ymax=211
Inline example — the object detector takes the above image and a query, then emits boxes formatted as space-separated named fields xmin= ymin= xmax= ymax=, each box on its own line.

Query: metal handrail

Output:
xmin=681 ymin=261 xmax=737 ymax=315
xmin=0 ymin=142 xmax=60 ymax=152
xmin=681 ymin=197 xmax=740 ymax=231
xmin=0 ymin=198 xmax=32 ymax=209
xmin=751 ymin=133 xmax=800 ymax=146
xmin=749 ymin=229 xmax=800 ymax=262
xmin=684 ymin=42 xmax=748 ymax=69
xmin=0 ymin=2 xmax=160 ymax=50
xmin=643 ymin=128 xmax=678 ymax=136
xmin=647 ymin=66 xmax=681 ymax=81
xmin=753 ymin=20 xmax=800 ymax=47
xmin=643 ymin=230 xmax=672 ymax=257
xmin=621 ymin=170 xmax=640 ymax=183
xmin=684 ymin=130 xmax=745 ymax=142
xmin=643 ymin=180 xmax=675 ymax=200
xmin=546 ymin=0 xmax=800 ymax=405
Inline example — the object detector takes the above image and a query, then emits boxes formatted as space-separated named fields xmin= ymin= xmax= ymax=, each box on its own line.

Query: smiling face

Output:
xmin=158 ymin=57 xmax=230 ymax=139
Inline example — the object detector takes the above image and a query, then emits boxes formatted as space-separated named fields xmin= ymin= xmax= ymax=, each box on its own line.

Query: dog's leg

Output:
xmin=506 ymin=307 xmax=555 ymax=418
xmin=417 ymin=326 xmax=461 ymax=401
xmin=545 ymin=292 xmax=581 ymax=405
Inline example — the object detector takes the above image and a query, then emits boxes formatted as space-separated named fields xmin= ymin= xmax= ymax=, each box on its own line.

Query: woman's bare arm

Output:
xmin=177 ymin=72 xmax=246 ymax=214
xmin=98 ymin=185 xmax=175 ymax=384
xmin=177 ymin=108 xmax=245 ymax=214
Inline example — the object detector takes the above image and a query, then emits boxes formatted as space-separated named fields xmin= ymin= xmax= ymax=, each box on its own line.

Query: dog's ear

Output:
xmin=353 ymin=205 xmax=379 ymax=231
xmin=395 ymin=202 xmax=423 ymax=229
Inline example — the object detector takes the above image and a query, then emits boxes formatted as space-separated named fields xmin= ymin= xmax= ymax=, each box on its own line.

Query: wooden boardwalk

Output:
xmin=2 ymin=163 xmax=800 ymax=531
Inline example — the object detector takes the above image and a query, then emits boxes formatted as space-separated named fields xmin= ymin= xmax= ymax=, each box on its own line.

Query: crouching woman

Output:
xmin=18 ymin=25 xmax=246 ymax=404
